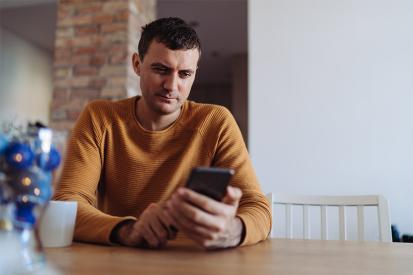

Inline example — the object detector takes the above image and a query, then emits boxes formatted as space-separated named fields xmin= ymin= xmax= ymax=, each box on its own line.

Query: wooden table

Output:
xmin=46 ymin=239 xmax=413 ymax=275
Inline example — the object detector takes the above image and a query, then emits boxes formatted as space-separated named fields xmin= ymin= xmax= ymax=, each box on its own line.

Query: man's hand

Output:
xmin=165 ymin=186 xmax=244 ymax=249
xmin=111 ymin=203 xmax=176 ymax=248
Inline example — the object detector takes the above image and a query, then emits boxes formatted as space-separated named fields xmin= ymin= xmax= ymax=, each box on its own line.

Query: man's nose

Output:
xmin=163 ymin=74 xmax=179 ymax=92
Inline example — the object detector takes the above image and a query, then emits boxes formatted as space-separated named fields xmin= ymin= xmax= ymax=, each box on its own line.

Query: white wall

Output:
xmin=249 ymin=0 xmax=413 ymax=236
xmin=0 ymin=27 xmax=53 ymax=124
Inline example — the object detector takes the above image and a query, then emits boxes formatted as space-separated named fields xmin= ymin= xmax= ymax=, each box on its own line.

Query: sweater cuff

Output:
xmin=107 ymin=217 xmax=137 ymax=245
xmin=74 ymin=214 xmax=136 ymax=245
xmin=236 ymin=212 xmax=271 ymax=246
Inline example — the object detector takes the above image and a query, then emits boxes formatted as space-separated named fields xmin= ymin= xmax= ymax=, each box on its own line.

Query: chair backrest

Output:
xmin=267 ymin=193 xmax=391 ymax=242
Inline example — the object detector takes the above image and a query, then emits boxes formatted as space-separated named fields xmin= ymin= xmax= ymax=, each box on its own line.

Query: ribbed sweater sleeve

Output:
xmin=208 ymin=107 xmax=271 ymax=245
xmin=53 ymin=102 xmax=135 ymax=244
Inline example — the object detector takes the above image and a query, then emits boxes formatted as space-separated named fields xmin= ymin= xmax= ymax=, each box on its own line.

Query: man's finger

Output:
xmin=176 ymin=188 xmax=233 ymax=215
xmin=170 ymin=195 xmax=227 ymax=231
xmin=222 ymin=186 xmax=242 ymax=206
xmin=148 ymin=215 xmax=167 ymax=242
xmin=158 ymin=207 xmax=178 ymax=240
xmin=165 ymin=206 xmax=217 ymax=239
xmin=141 ymin=224 xmax=161 ymax=248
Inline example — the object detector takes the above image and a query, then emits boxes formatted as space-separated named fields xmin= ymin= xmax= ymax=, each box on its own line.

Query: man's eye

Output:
xmin=179 ymin=72 xmax=192 ymax=78
xmin=153 ymin=68 xmax=168 ymax=74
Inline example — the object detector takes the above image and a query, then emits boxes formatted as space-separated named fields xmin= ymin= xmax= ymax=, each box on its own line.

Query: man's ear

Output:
xmin=132 ymin=53 xmax=141 ymax=76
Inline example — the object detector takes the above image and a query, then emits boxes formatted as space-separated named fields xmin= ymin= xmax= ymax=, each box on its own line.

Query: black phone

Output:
xmin=185 ymin=167 xmax=235 ymax=201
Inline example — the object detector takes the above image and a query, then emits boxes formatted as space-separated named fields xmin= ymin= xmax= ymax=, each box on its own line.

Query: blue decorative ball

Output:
xmin=0 ymin=133 xmax=8 ymax=155
xmin=36 ymin=147 xmax=61 ymax=171
xmin=15 ymin=201 xmax=37 ymax=226
xmin=5 ymin=142 xmax=35 ymax=170
xmin=8 ymin=168 xmax=52 ymax=204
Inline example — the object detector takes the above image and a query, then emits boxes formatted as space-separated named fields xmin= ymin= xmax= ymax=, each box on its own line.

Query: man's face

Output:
xmin=133 ymin=40 xmax=200 ymax=116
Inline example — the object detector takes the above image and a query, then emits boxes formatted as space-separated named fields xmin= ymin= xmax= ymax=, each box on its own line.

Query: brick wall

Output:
xmin=50 ymin=0 xmax=156 ymax=132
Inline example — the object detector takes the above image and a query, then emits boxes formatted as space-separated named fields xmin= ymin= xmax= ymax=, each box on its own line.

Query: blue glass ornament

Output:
xmin=0 ymin=133 xmax=8 ymax=155
xmin=5 ymin=142 xmax=35 ymax=170
xmin=0 ymin=126 xmax=61 ymax=273
xmin=8 ymin=168 xmax=52 ymax=204
xmin=14 ymin=201 xmax=36 ymax=226
xmin=36 ymin=147 xmax=61 ymax=171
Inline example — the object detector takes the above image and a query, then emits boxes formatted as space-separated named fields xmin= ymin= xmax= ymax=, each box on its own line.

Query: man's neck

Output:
xmin=136 ymin=98 xmax=181 ymax=131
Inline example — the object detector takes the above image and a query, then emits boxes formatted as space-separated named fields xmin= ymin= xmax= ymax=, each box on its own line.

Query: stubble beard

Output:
xmin=150 ymin=95 xmax=182 ymax=116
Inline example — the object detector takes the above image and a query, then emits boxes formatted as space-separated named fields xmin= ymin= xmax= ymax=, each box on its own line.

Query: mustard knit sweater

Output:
xmin=54 ymin=96 xmax=271 ymax=246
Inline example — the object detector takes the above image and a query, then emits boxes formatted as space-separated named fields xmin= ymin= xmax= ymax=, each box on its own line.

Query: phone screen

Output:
xmin=185 ymin=167 xmax=235 ymax=201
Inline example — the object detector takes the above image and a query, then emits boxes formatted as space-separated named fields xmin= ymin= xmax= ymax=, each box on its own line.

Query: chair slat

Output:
xmin=286 ymin=204 xmax=292 ymax=238
xmin=377 ymin=196 xmax=391 ymax=242
xmin=339 ymin=206 xmax=346 ymax=240
xmin=357 ymin=206 xmax=364 ymax=241
xmin=303 ymin=205 xmax=309 ymax=239
xmin=321 ymin=206 xmax=327 ymax=240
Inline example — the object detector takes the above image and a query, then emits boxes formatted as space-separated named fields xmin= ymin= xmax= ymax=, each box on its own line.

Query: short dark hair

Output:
xmin=138 ymin=17 xmax=202 ymax=61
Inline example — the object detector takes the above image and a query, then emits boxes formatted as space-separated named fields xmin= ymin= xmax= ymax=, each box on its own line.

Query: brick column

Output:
xmin=50 ymin=0 xmax=156 ymax=132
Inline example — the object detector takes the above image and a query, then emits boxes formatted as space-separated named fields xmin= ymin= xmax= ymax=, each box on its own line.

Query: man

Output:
xmin=54 ymin=17 xmax=270 ymax=249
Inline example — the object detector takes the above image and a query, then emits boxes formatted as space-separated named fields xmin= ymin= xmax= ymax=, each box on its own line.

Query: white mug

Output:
xmin=39 ymin=200 xmax=77 ymax=248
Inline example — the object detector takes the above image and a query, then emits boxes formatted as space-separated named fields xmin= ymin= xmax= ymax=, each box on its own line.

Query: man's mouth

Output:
xmin=157 ymin=94 xmax=177 ymax=100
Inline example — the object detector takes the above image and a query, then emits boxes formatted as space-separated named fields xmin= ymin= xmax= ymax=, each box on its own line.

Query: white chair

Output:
xmin=266 ymin=193 xmax=392 ymax=242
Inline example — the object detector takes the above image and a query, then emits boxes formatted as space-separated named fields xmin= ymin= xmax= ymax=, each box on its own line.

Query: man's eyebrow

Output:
xmin=180 ymin=69 xmax=195 ymax=74
xmin=151 ymin=62 xmax=195 ymax=73
xmin=150 ymin=62 xmax=170 ymax=68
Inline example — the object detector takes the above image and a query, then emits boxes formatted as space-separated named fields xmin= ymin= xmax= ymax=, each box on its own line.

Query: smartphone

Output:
xmin=185 ymin=167 xmax=235 ymax=201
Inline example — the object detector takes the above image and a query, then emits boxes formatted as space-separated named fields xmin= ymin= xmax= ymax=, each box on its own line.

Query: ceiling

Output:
xmin=0 ymin=0 xmax=247 ymax=84
xmin=0 ymin=0 xmax=57 ymax=54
